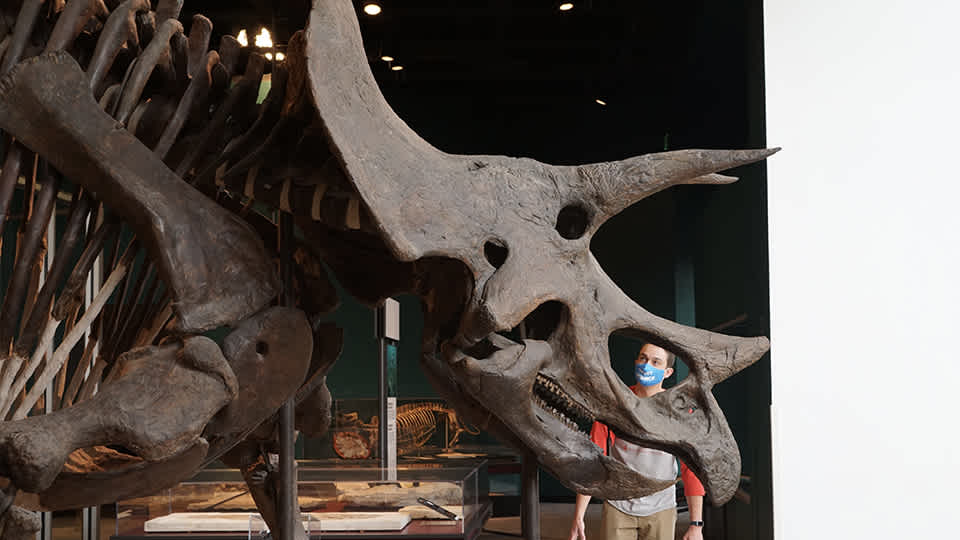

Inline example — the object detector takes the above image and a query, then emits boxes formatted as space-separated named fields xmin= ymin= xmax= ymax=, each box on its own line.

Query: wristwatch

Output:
xmin=690 ymin=520 xmax=704 ymax=527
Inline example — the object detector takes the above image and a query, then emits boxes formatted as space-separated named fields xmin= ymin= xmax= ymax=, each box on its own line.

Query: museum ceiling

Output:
xmin=193 ymin=0 xmax=758 ymax=162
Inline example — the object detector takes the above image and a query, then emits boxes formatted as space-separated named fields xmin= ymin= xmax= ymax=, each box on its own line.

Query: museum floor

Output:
xmin=51 ymin=502 xmax=692 ymax=539
xmin=479 ymin=503 xmax=692 ymax=540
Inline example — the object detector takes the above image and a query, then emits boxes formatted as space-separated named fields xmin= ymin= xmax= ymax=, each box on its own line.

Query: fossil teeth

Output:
xmin=531 ymin=373 xmax=594 ymax=436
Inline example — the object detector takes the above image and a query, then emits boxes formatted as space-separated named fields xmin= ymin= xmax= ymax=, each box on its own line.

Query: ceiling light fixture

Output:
xmin=595 ymin=99 xmax=607 ymax=106
xmin=276 ymin=52 xmax=286 ymax=61
xmin=363 ymin=3 xmax=382 ymax=16
xmin=391 ymin=65 xmax=404 ymax=71
xmin=265 ymin=52 xmax=274 ymax=61
xmin=237 ymin=29 xmax=249 ymax=47
xmin=254 ymin=27 xmax=272 ymax=48
xmin=381 ymin=55 xmax=395 ymax=62
xmin=559 ymin=2 xmax=574 ymax=11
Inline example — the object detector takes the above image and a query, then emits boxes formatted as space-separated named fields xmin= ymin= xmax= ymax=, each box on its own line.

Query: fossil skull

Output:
xmin=306 ymin=0 xmax=775 ymax=503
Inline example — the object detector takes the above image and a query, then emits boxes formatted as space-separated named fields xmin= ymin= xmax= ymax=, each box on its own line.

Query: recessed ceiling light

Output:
xmin=276 ymin=52 xmax=286 ymax=61
xmin=265 ymin=52 xmax=274 ymax=61
xmin=559 ymin=2 xmax=574 ymax=11
xmin=391 ymin=65 xmax=404 ymax=71
xmin=364 ymin=3 xmax=382 ymax=15
xmin=381 ymin=55 xmax=395 ymax=62
xmin=595 ymin=99 xmax=607 ymax=106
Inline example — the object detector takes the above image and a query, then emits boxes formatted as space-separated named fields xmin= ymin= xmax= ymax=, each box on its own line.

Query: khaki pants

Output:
xmin=600 ymin=502 xmax=677 ymax=540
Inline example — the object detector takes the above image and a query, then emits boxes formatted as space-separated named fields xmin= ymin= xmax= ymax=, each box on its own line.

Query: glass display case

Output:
xmin=304 ymin=397 xmax=521 ymax=518
xmin=113 ymin=462 xmax=490 ymax=539
xmin=320 ymin=398 xmax=489 ymax=461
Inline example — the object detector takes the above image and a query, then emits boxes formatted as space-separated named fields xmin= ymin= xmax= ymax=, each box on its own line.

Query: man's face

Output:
xmin=635 ymin=344 xmax=674 ymax=384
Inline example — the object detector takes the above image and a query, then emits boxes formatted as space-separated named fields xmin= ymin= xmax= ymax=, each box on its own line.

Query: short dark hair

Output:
xmin=639 ymin=343 xmax=675 ymax=369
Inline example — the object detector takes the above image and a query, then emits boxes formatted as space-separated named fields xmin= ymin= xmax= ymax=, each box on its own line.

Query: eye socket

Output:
xmin=256 ymin=341 xmax=269 ymax=355
xmin=555 ymin=204 xmax=590 ymax=240
xmin=484 ymin=239 xmax=509 ymax=269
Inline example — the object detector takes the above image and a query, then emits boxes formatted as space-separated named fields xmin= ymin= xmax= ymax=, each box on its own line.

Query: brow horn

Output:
xmin=577 ymin=147 xmax=780 ymax=219
xmin=305 ymin=0 xmax=452 ymax=260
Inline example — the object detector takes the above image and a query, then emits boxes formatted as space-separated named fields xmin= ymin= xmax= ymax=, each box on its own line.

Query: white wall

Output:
xmin=765 ymin=1 xmax=960 ymax=538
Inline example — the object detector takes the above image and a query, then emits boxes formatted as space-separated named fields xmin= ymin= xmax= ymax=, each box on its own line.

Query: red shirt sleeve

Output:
xmin=679 ymin=461 xmax=706 ymax=497
xmin=589 ymin=421 xmax=610 ymax=454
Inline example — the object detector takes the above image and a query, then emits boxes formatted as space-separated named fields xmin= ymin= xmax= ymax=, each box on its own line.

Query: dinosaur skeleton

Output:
xmin=334 ymin=402 xmax=480 ymax=458
xmin=396 ymin=402 xmax=480 ymax=453
xmin=0 ymin=0 xmax=775 ymax=537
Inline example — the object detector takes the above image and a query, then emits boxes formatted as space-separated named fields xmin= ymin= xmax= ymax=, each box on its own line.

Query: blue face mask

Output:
xmin=635 ymin=363 xmax=666 ymax=387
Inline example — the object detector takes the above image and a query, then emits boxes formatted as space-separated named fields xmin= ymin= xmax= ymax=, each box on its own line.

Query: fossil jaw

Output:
xmin=533 ymin=373 xmax=595 ymax=434
xmin=444 ymin=337 xmax=679 ymax=499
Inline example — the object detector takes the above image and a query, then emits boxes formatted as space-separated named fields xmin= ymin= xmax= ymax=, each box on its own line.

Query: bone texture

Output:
xmin=0 ymin=0 xmax=775 ymax=525
xmin=0 ymin=337 xmax=236 ymax=493
xmin=0 ymin=50 xmax=278 ymax=333
xmin=305 ymin=0 xmax=776 ymax=503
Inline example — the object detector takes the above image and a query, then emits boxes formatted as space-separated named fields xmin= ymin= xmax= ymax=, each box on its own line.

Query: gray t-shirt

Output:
xmin=607 ymin=436 xmax=678 ymax=517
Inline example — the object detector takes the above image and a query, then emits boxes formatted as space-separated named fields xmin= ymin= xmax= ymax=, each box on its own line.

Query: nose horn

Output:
xmin=577 ymin=147 xmax=780 ymax=219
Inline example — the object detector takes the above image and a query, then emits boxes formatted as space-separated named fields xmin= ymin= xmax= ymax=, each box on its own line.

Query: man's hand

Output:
xmin=683 ymin=494 xmax=704 ymax=540
xmin=567 ymin=518 xmax=587 ymax=540
xmin=682 ymin=525 xmax=704 ymax=540
xmin=569 ymin=493 xmax=592 ymax=540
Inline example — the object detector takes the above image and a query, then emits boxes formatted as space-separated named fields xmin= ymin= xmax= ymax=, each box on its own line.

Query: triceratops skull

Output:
xmin=306 ymin=0 xmax=775 ymax=503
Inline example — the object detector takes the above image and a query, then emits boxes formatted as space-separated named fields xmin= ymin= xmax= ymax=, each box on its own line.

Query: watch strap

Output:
xmin=690 ymin=520 xmax=704 ymax=527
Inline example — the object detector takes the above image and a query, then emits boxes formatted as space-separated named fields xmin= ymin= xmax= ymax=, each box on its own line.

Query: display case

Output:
xmin=320 ymin=398 xmax=489 ymax=461
xmin=113 ymin=462 xmax=490 ymax=539
xmin=304 ymin=397 xmax=521 ymax=518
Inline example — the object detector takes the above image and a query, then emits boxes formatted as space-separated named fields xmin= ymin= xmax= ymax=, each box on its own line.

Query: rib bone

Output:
xmin=0 ymin=51 xmax=278 ymax=333
xmin=85 ymin=0 xmax=151 ymax=95
xmin=6 ymin=246 xmax=134 ymax=420
xmin=0 ymin=0 xmax=44 ymax=75
xmin=44 ymin=0 xmax=108 ymax=53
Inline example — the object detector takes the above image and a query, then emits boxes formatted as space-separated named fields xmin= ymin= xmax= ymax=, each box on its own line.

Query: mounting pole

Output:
xmin=277 ymin=212 xmax=299 ymax=540
xmin=376 ymin=298 xmax=400 ymax=480
xmin=521 ymin=451 xmax=540 ymax=540
xmin=37 ymin=184 xmax=56 ymax=540
xmin=82 ymin=203 xmax=104 ymax=540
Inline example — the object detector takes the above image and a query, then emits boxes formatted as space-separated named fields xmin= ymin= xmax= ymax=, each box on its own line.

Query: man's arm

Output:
xmin=568 ymin=493 xmax=591 ymax=540
xmin=683 ymin=493 xmax=703 ymax=540
xmin=680 ymin=462 xmax=706 ymax=540
xmin=567 ymin=421 xmax=608 ymax=540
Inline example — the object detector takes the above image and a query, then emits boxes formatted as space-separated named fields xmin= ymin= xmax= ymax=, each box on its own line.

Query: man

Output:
xmin=567 ymin=343 xmax=705 ymax=540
